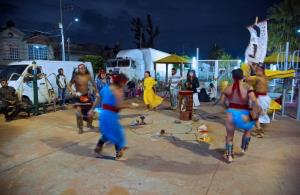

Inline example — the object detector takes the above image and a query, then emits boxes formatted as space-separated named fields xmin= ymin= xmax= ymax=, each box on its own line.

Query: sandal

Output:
xmin=256 ymin=128 xmax=264 ymax=138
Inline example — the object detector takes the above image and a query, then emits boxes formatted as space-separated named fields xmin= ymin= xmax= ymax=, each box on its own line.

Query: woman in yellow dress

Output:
xmin=143 ymin=71 xmax=163 ymax=109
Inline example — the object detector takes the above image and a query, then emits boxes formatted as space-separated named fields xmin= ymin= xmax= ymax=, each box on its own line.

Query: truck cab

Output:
xmin=0 ymin=64 xmax=54 ymax=104
xmin=106 ymin=58 xmax=137 ymax=79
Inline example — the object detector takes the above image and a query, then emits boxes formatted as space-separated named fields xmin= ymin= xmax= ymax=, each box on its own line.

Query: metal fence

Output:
xmin=272 ymin=50 xmax=300 ymax=120
xmin=196 ymin=60 xmax=241 ymax=95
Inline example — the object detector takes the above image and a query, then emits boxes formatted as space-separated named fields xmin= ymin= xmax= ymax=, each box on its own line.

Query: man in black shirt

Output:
xmin=0 ymin=78 xmax=20 ymax=121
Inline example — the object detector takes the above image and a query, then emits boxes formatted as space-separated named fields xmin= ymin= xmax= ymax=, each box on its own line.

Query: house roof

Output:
xmin=24 ymin=34 xmax=56 ymax=45
xmin=0 ymin=26 xmax=26 ymax=37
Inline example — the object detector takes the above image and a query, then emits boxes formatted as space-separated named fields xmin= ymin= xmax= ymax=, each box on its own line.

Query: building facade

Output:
xmin=0 ymin=26 xmax=56 ymax=65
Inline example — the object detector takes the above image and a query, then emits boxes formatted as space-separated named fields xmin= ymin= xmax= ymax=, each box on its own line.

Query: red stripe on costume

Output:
xmin=103 ymin=104 xmax=119 ymax=112
xmin=255 ymin=92 xmax=267 ymax=97
xmin=229 ymin=103 xmax=250 ymax=110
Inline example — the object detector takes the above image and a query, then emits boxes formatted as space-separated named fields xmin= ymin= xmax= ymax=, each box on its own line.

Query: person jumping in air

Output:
xmin=221 ymin=68 xmax=260 ymax=163
xmin=94 ymin=73 xmax=129 ymax=160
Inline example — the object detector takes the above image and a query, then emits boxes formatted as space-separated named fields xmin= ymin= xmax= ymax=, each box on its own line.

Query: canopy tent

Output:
xmin=264 ymin=53 xmax=300 ymax=63
xmin=154 ymin=54 xmax=191 ymax=82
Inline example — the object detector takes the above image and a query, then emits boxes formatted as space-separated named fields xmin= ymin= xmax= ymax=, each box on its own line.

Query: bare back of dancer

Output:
xmin=223 ymin=82 xmax=253 ymax=106
xmin=254 ymin=75 xmax=268 ymax=94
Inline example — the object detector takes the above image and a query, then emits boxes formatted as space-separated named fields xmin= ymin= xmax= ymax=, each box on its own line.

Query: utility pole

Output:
xmin=59 ymin=0 xmax=66 ymax=61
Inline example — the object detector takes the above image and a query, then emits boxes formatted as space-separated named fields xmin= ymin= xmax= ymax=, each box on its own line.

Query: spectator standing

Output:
xmin=168 ymin=68 xmax=182 ymax=109
xmin=56 ymin=68 xmax=67 ymax=106
xmin=185 ymin=70 xmax=200 ymax=108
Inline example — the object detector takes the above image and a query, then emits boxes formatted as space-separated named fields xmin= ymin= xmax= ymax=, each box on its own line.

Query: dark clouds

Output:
xmin=1 ymin=0 xmax=281 ymax=58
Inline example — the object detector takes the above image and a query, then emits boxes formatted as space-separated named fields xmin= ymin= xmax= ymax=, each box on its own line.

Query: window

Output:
xmin=131 ymin=60 xmax=136 ymax=69
xmin=28 ymin=44 xmax=48 ymax=60
xmin=0 ymin=65 xmax=27 ymax=81
xmin=10 ymin=47 xmax=19 ymax=59
xmin=118 ymin=60 xmax=130 ymax=67
xmin=106 ymin=60 xmax=118 ymax=67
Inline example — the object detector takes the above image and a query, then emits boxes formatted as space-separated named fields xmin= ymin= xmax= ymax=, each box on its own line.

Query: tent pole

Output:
xmin=166 ymin=63 xmax=169 ymax=83
xmin=154 ymin=63 xmax=157 ymax=80
xmin=297 ymin=80 xmax=300 ymax=120
xmin=180 ymin=63 xmax=183 ymax=77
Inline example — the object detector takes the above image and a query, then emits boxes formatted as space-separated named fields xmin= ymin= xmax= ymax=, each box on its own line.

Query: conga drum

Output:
xmin=179 ymin=90 xmax=193 ymax=120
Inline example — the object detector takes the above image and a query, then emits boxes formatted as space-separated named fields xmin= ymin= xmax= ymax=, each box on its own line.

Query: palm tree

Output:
xmin=208 ymin=43 xmax=225 ymax=59
xmin=131 ymin=17 xmax=146 ymax=48
xmin=267 ymin=0 xmax=300 ymax=52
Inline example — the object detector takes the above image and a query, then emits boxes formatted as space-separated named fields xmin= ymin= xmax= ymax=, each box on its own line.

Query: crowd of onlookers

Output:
xmin=0 ymin=66 xmax=217 ymax=122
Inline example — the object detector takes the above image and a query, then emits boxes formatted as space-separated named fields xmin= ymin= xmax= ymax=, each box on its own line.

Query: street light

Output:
xmin=59 ymin=18 xmax=79 ymax=61
xmin=65 ymin=18 xmax=79 ymax=33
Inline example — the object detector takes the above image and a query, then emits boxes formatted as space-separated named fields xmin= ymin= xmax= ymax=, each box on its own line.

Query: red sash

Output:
xmin=255 ymin=92 xmax=267 ymax=97
xmin=229 ymin=103 xmax=250 ymax=110
xmin=102 ymin=104 xmax=119 ymax=113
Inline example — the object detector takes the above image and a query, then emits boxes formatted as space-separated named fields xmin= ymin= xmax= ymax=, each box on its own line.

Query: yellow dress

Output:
xmin=143 ymin=77 xmax=163 ymax=108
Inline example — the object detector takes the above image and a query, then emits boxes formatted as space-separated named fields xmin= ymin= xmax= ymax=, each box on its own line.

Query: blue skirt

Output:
xmin=99 ymin=109 xmax=126 ymax=148
xmin=226 ymin=109 xmax=255 ymax=131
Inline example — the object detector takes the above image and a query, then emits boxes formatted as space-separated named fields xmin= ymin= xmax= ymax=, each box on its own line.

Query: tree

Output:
xmin=146 ymin=14 xmax=160 ymax=48
xmin=6 ymin=20 xmax=15 ymax=28
xmin=267 ymin=0 xmax=300 ymax=52
xmin=208 ymin=43 xmax=225 ymax=59
xmin=131 ymin=14 xmax=160 ymax=48
xmin=79 ymin=55 xmax=105 ymax=74
xmin=131 ymin=17 xmax=146 ymax=48
xmin=220 ymin=53 xmax=233 ymax=60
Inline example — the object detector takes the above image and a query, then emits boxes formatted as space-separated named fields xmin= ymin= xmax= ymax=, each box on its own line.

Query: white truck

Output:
xmin=0 ymin=60 xmax=94 ymax=105
xmin=106 ymin=48 xmax=170 ymax=80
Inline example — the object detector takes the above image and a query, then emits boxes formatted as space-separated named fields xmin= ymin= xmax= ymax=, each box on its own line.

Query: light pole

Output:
xmin=59 ymin=22 xmax=66 ymax=61
xmin=59 ymin=0 xmax=65 ymax=61
xmin=67 ymin=37 xmax=70 ymax=61
xmin=59 ymin=17 xmax=79 ymax=61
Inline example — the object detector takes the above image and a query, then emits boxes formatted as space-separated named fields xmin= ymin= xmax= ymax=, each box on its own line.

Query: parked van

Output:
xmin=0 ymin=60 xmax=93 ymax=105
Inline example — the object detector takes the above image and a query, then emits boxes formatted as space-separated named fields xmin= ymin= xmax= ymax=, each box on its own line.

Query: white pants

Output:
xmin=193 ymin=93 xmax=200 ymax=108
xmin=258 ymin=95 xmax=271 ymax=123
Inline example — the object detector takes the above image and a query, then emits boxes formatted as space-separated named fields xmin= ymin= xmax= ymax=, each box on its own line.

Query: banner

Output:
xmin=245 ymin=21 xmax=268 ymax=64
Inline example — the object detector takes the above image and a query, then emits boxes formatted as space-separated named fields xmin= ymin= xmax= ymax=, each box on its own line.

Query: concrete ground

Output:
xmin=0 ymin=100 xmax=300 ymax=195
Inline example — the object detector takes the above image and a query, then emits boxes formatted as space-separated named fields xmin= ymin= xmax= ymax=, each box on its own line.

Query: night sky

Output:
xmin=1 ymin=0 xmax=281 ymax=58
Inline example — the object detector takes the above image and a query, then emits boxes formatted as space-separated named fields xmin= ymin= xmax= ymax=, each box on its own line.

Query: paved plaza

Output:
xmin=0 ymin=100 xmax=299 ymax=195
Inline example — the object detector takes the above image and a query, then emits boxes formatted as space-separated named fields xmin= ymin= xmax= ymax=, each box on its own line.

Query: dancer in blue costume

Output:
xmin=221 ymin=68 xmax=260 ymax=163
xmin=94 ymin=73 xmax=128 ymax=160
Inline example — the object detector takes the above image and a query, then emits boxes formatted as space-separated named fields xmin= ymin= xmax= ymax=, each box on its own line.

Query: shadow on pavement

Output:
xmin=164 ymin=136 xmax=227 ymax=163
xmin=120 ymin=113 xmax=142 ymax=119
xmin=122 ymin=154 xmax=221 ymax=175
xmin=41 ymin=137 xmax=98 ymax=158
